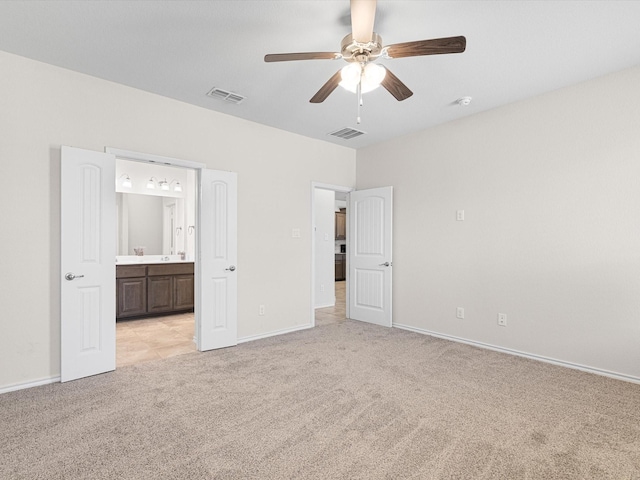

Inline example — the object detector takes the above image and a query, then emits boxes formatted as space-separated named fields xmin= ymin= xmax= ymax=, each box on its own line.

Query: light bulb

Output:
xmin=339 ymin=63 xmax=362 ymax=93
xmin=147 ymin=178 xmax=155 ymax=189
xmin=339 ymin=62 xmax=386 ymax=94
xmin=122 ymin=176 xmax=132 ymax=188
xmin=174 ymin=182 xmax=182 ymax=192
xmin=364 ymin=63 xmax=385 ymax=81
xmin=160 ymin=180 xmax=170 ymax=191
xmin=362 ymin=63 xmax=386 ymax=91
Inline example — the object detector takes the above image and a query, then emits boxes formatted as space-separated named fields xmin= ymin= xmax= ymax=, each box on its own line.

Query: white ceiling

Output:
xmin=1 ymin=1 xmax=639 ymax=149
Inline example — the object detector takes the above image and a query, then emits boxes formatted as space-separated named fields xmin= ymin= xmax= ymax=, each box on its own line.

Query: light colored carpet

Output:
xmin=1 ymin=319 xmax=639 ymax=479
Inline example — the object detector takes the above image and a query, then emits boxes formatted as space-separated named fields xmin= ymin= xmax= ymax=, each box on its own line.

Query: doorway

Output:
xmin=315 ymin=280 xmax=347 ymax=326
xmin=61 ymin=146 xmax=238 ymax=382
xmin=311 ymin=183 xmax=353 ymax=326
xmin=114 ymin=158 xmax=197 ymax=367
xmin=310 ymin=183 xmax=394 ymax=331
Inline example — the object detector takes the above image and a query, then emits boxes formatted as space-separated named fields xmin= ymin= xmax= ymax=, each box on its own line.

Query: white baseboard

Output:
xmin=2 ymin=325 xmax=313 ymax=394
xmin=393 ymin=323 xmax=640 ymax=385
xmin=0 ymin=375 xmax=60 ymax=395
xmin=314 ymin=302 xmax=335 ymax=309
xmin=238 ymin=323 xmax=313 ymax=344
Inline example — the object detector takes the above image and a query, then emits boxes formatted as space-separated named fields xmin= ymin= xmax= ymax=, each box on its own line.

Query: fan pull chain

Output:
xmin=356 ymin=78 xmax=362 ymax=124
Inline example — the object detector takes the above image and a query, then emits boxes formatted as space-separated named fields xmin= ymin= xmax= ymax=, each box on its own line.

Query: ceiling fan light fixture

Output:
xmin=363 ymin=62 xmax=386 ymax=89
xmin=339 ymin=62 xmax=386 ymax=94
xmin=340 ymin=63 xmax=361 ymax=91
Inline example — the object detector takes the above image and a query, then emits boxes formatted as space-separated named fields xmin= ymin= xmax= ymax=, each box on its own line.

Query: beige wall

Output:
xmin=3 ymin=46 xmax=639 ymax=389
xmin=0 ymin=51 xmax=356 ymax=390
xmin=357 ymin=66 xmax=640 ymax=381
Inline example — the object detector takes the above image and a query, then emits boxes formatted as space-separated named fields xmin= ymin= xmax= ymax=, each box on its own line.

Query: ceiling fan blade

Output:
xmin=350 ymin=0 xmax=376 ymax=43
xmin=264 ymin=52 xmax=339 ymax=63
xmin=310 ymin=70 xmax=343 ymax=103
xmin=380 ymin=68 xmax=413 ymax=101
xmin=386 ymin=36 xmax=466 ymax=59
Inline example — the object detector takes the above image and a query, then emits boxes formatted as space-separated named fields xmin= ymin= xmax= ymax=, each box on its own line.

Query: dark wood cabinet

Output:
xmin=148 ymin=276 xmax=174 ymax=313
xmin=174 ymin=275 xmax=195 ymax=310
xmin=116 ymin=265 xmax=147 ymax=319
xmin=117 ymin=277 xmax=147 ymax=318
xmin=116 ymin=263 xmax=194 ymax=320
xmin=335 ymin=209 xmax=346 ymax=240
xmin=335 ymin=254 xmax=346 ymax=281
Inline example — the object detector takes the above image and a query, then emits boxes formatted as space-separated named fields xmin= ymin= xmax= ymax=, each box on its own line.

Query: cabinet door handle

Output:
xmin=379 ymin=262 xmax=391 ymax=267
xmin=225 ymin=265 xmax=236 ymax=272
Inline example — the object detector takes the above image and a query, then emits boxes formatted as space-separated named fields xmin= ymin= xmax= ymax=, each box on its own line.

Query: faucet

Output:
xmin=163 ymin=256 xmax=169 ymax=261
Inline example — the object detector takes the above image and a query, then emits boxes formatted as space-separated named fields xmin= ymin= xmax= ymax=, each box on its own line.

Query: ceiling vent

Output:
xmin=206 ymin=87 xmax=245 ymax=104
xmin=328 ymin=127 xmax=366 ymax=140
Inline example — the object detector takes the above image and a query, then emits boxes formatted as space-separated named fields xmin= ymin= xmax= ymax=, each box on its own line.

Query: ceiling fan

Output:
xmin=264 ymin=0 xmax=466 ymax=116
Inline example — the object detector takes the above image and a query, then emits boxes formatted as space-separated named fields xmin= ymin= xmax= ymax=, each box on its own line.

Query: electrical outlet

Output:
xmin=456 ymin=307 xmax=465 ymax=319
xmin=456 ymin=210 xmax=465 ymax=221
xmin=259 ymin=305 xmax=265 ymax=316
xmin=292 ymin=228 xmax=301 ymax=238
xmin=498 ymin=313 xmax=507 ymax=326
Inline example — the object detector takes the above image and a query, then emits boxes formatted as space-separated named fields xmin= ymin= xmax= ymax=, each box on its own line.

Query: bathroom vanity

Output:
xmin=116 ymin=261 xmax=194 ymax=320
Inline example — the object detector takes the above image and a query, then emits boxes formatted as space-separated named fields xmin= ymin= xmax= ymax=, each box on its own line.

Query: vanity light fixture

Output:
xmin=146 ymin=177 xmax=182 ymax=192
xmin=168 ymin=179 xmax=182 ymax=192
xmin=118 ymin=174 xmax=132 ymax=188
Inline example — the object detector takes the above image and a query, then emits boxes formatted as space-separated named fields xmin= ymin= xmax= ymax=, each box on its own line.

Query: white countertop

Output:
xmin=116 ymin=255 xmax=194 ymax=265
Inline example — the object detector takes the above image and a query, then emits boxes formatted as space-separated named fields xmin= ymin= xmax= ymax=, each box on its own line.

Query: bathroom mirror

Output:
xmin=116 ymin=193 xmax=184 ymax=256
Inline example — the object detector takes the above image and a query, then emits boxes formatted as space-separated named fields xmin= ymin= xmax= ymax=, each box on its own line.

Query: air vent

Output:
xmin=206 ymin=87 xmax=245 ymax=104
xmin=328 ymin=127 xmax=366 ymax=140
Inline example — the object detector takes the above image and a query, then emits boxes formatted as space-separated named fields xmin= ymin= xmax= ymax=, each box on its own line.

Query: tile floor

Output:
xmin=315 ymin=280 xmax=347 ymax=326
xmin=116 ymin=281 xmax=347 ymax=368
xmin=116 ymin=312 xmax=196 ymax=367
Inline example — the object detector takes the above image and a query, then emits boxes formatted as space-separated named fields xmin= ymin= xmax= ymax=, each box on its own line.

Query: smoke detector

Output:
xmin=457 ymin=96 xmax=472 ymax=106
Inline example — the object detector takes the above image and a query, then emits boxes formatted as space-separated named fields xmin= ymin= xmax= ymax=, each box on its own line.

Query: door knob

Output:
xmin=379 ymin=262 xmax=390 ymax=267
xmin=65 ymin=272 xmax=85 ymax=281
xmin=225 ymin=265 xmax=236 ymax=272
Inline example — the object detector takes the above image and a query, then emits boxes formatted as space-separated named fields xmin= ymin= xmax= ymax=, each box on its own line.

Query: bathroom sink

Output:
xmin=116 ymin=255 xmax=191 ymax=264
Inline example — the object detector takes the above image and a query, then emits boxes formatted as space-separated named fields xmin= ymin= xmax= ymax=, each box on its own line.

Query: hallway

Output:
xmin=315 ymin=280 xmax=346 ymax=326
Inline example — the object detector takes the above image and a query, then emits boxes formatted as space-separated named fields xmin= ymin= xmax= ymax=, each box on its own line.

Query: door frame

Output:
xmin=310 ymin=182 xmax=354 ymax=326
xmin=106 ymin=147 xmax=205 ymax=347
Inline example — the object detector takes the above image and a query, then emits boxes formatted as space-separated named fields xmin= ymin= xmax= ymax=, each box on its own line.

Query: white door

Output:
xmin=61 ymin=146 xmax=116 ymax=382
xmin=348 ymin=186 xmax=393 ymax=327
xmin=198 ymin=169 xmax=238 ymax=350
